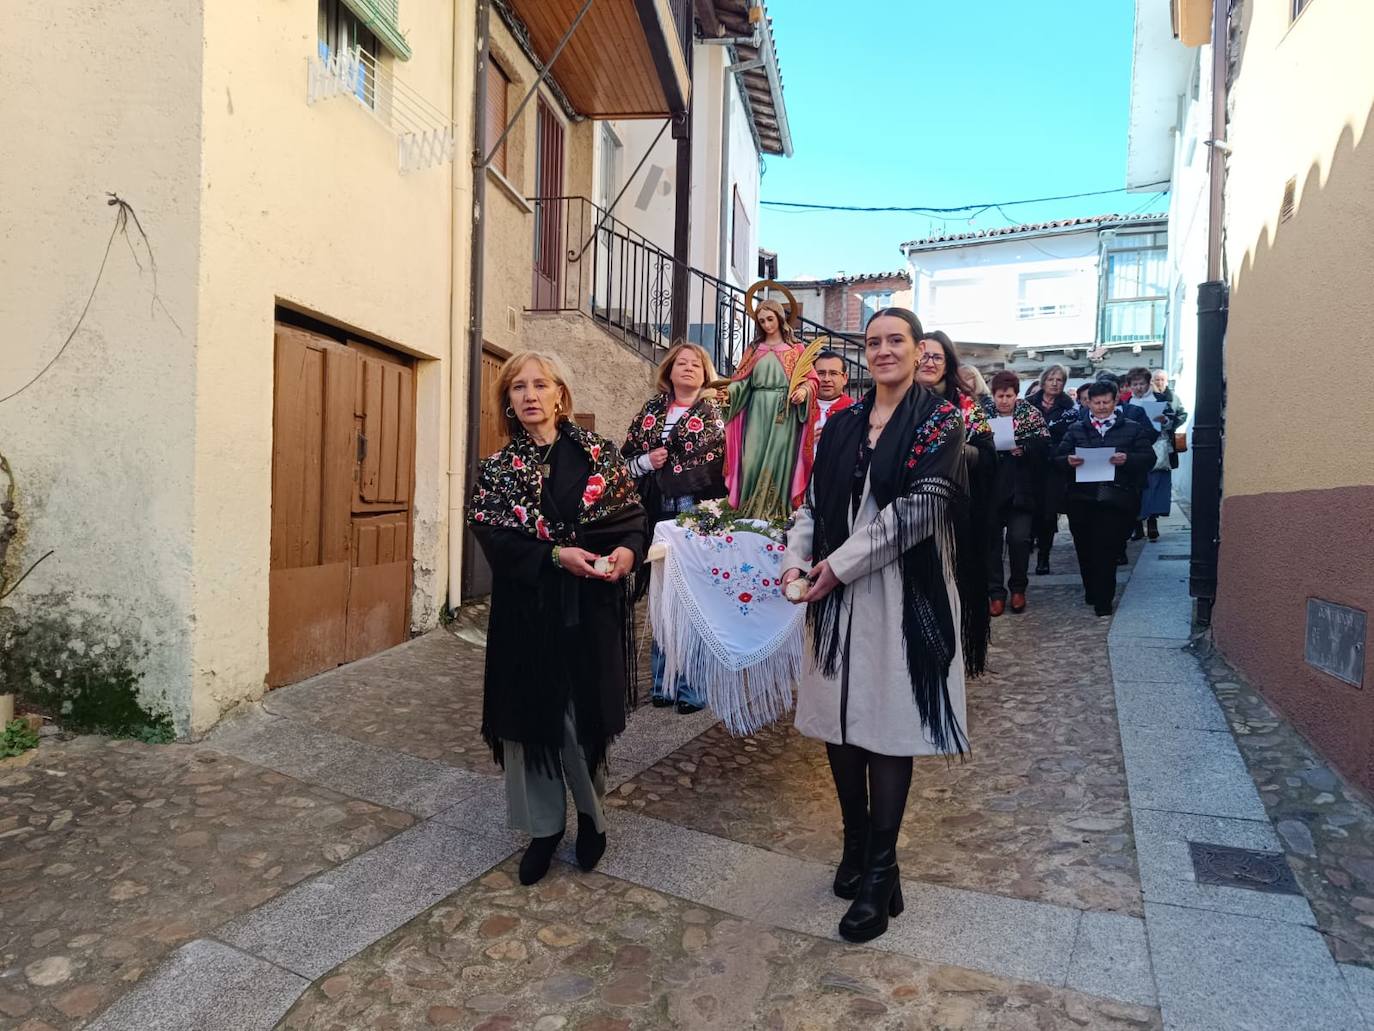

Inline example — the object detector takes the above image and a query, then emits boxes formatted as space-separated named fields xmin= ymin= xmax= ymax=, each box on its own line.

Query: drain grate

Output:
xmin=1189 ymin=842 xmax=1302 ymax=895
xmin=1158 ymin=554 xmax=1190 ymax=561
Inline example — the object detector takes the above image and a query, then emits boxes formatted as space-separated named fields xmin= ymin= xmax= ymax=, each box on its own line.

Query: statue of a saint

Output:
xmin=721 ymin=298 xmax=819 ymax=521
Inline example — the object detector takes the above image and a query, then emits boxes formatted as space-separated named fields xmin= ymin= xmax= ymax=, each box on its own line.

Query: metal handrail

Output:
xmin=528 ymin=196 xmax=870 ymax=396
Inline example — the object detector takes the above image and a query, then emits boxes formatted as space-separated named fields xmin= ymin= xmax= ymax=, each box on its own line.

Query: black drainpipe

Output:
xmin=460 ymin=0 xmax=491 ymax=602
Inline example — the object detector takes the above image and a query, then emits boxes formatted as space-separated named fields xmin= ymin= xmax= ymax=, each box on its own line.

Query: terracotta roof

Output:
xmin=778 ymin=270 xmax=911 ymax=287
xmin=900 ymin=213 xmax=1167 ymax=253
xmin=703 ymin=1 xmax=792 ymax=156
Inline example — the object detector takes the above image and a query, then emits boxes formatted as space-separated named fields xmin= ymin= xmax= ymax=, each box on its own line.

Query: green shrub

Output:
xmin=1 ymin=718 xmax=39 ymax=759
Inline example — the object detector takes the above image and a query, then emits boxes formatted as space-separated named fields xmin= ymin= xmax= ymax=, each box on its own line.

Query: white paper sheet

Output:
xmin=991 ymin=416 xmax=1017 ymax=451
xmin=1135 ymin=400 xmax=1168 ymax=426
xmin=1075 ymin=446 xmax=1116 ymax=483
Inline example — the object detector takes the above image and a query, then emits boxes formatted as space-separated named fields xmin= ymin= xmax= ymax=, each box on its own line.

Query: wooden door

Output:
xmin=269 ymin=325 xmax=357 ymax=685
xmin=346 ymin=342 xmax=415 ymax=662
xmin=478 ymin=347 xmax=506 ymax=458
xmin=269 ymin=325 xmax=416 ymax=686
xmin=531 ymin=98 xmax=566 ymax=309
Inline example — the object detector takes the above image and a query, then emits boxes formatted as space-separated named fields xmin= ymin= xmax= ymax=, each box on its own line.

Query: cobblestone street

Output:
xmin=3 ymin=516 xmax=1374 ymax=1029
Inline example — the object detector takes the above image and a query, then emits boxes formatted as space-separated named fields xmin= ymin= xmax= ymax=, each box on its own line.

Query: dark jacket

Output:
xmin=1056 ymin=416 xmax=1157 ymax=513
xmin=1080 ymin=401 xmax=1160 ymax=442
xmin=982 ymin=398 xmax=1048 ymax=513
xmin=1026 ymin=389 xmax=1078 ymax=515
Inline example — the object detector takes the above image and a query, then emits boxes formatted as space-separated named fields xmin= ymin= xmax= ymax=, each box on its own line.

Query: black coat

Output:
xmin=990 ymin=436 xmax=1046 ymax=512
xmin=1056 ymin=417 xmax=1157 ymax=513
xmin=1026 ymin=389 xmax=1077 ymax=515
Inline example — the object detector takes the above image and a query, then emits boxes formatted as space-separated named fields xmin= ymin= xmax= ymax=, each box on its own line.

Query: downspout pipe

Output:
xmin=456 ymin=0 xmax=490 ymax=609
xmin=717 ymin=50 xmax=733 ymax=282
xmin=1189 ymin=0 xmax=1231 ymax=623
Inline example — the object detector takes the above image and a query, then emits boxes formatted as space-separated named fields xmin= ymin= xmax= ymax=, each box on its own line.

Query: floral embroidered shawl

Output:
xmin=467 ymin=420 xmax=640 ymax=543
xmin=621 ymin=393 xmax=727 ymax=476
xmin=980 ymin=397 xmax=1051 ymax=448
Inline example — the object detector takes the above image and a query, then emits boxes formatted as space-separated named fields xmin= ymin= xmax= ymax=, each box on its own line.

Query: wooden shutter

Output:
xmin=485 ymin=60 xmax=509 ymax=176
xmin=478 ymin=347 xmax=507 ymax=457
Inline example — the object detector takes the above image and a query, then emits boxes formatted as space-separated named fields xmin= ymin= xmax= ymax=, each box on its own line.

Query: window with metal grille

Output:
xmin=485 ymin=59 xmax=511 ymax=177
xmin=1099 ymin=231 xmax=1168 ymax=344
xmin=319 ymin=0 xmax=380 ymax=105
xmin=318 ymin=0 xmax=410 ymax=62
xmin=732 ymin=187 xmax=751 ymax=282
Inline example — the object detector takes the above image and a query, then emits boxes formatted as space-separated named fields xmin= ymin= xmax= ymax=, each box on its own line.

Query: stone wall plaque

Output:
xmin=1305 ymin=598 xmax=1366 ymax=688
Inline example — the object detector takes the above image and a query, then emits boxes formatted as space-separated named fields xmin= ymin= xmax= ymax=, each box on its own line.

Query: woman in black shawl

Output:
xmin=781 ymin=308 xmax=982 ymax=944
xmin=467 ymin=351 xmax=646 ymax=886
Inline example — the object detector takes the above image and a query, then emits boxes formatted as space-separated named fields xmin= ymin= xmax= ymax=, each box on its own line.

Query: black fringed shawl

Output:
xmin=807 ymin=383 xmax=983 ymax=755
xmin=467 ymin=422 xmax=646 ymax=776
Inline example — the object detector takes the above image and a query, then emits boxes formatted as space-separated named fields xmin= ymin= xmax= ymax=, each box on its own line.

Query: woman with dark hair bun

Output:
xmin=780 ymin=308 xmax=985 ymax=944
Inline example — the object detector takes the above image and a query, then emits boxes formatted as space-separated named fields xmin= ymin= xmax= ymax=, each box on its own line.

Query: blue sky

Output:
xmin=759 ymin=0 xmax=1162 ymax=279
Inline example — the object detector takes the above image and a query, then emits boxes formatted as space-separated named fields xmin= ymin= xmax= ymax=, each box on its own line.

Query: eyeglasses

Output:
xmin=916 ymin=354 xmax=946 ymax=366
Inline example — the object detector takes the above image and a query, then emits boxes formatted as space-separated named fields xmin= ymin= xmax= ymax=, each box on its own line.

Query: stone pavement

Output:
xmin=3 ymin=514 xmax=1374 ymax=1029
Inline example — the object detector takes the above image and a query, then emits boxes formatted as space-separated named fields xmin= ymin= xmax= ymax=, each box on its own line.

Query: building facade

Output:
xmin=1207 ymin=0 xmax=1374 ymax=788
xmin=776 ymin=272 xmax=913 ymax=334
xmin=900 ymin=215 xmax=1170 ymax=380
xmin=1 ymin=0 xmax=730 ymax=737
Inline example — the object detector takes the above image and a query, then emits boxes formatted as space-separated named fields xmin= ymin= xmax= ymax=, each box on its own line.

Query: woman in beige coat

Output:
xmin=782 ymin=307 xmax=978 ymax=944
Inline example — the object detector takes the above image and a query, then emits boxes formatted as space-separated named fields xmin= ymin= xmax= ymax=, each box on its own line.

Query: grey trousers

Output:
xmin=502 ymin=707 xmax=607 ymax=838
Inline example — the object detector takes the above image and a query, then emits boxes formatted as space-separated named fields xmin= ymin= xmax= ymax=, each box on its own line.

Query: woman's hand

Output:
xmin=647 ymin=447 xmax=669 ymax=470
xmin=789 ymin=383 xmax=811 ymax=406
xmin=557 ymin=546 xmax=602 ymax=578
xmin=1011 ymin=446 xmax=1024 ymax=457
xmin=603 ymin=547 xmax=637 ymax=583
xmin=1109 ymin=452 xmax=1128 ymax=466
xmin=1067 ymin=455 xmax=1086 ymax=467
xmin=801 ymin=560 xmax=840 ymax=604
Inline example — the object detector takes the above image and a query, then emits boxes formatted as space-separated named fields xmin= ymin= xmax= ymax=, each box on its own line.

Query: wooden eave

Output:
xmin=502 ymin=0 xmax=689 ymax=117
xmin=702 ymin=0 xmax=790 ymax=156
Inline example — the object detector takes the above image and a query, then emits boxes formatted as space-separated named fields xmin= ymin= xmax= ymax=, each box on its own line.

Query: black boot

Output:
xmin=574 ymin=812 xmax=606 ymax=872
xmin=1035 ymin=554 xmax=1050 ymax=575
xmin=518 ymin=830 xmax=563 ymax=885
xmin=833 ymin=814 xmax=869 ymax=900
xmin=1147 ymin=516 xmax=1159 ymax=541
xmin=1130 ymin=521 xmax=1145 ymax=541
xmin=838 ymin=826 xmax=904 ymax=943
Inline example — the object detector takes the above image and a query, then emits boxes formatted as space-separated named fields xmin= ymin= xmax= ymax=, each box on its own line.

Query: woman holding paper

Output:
xmin=1026 ymin=365 xmax=1078 ymax=574
xmin=985 ymin=371 xmax=1050 ymax=615
xmin=467 ymin=351 xmax=646 ymax=886
xmin=1056 ymin=380 xmax=1156 ymax=617
xmin=1125 ymin=367 xmax=1180 ymax=541
xmin=780 ymin=307 xmax=984 ymax=945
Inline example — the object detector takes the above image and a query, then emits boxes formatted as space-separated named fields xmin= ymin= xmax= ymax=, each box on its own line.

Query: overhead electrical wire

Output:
xmin=760 ymin=182 xmax=1172 ymax=215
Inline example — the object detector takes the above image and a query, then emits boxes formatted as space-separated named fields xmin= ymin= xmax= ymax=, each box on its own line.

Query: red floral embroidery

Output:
xmin=582 ymin=474 xmax=606 ymax=507
xmin=684 ymin=442 xmax=694 ymax=452
xmin=512 ymin=504 xmax=528 ymax=524
xmin=642 ymin=414 xmax=657 ymax=430
xmin=686 ymin=415 xmax=704 ymax=433
xmin=535 ymin=517 xmax=551 ymax=540
xmin=673 ymin=464 xmax=683 ymax=473
xmin=590 ymin=444 xmax=602 ymax=460
xmin=737 ymin=592 xmax=753 ymax=604
xmin=712 ymin=567 xmax=720 ymax=575
xmin=474 ymin=512 xmax=485 ymax=521
xmin=511 ymin=456 xmax=525 ymax=470
xmin=722 ymin=572 xmax=731 ymax=579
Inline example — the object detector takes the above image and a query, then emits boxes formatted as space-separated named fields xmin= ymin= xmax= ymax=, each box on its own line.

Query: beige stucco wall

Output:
xmin=521 ymin=314 xmax=657 ymax=446
xmin=1222 ymin=0 xmax=1374 ymax=498
xmin=0 ymin=0 xmax=205 ymax=728
xmin=190 ymin=0 xmax=464 ymax=730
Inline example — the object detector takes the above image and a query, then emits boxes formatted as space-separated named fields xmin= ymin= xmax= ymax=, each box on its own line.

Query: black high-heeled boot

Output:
xmin=833 ymin=815 xmax=869 ymax=900
xmin=575 ymin=812 xmax=606 ymax=872
xmin=838 ymin=826 xmax=904 ymax=943
xmin=518 ymin=830 xmax=564 ymax=885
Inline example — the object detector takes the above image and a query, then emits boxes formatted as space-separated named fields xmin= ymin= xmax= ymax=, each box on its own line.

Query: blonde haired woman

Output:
xmin=622 ymin=342 xmax=727 ymax=712
xmin=467 ymin=351 xmax=646 ymax=886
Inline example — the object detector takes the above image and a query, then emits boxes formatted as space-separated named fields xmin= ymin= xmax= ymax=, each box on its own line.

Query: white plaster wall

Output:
xmin=723 ymin=66 xmax=762 ymax=288
xmin=190 ymin=0 xmax=458 ymax=730
xmin=908 ymin=235 xmax=1101 ymax=347
xmin=0 ymin=0 xmax=204 ymax=728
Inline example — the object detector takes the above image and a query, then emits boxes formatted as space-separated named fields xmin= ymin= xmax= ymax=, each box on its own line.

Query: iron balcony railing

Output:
xmin=527 ymin=195 xmax=870 ymax=396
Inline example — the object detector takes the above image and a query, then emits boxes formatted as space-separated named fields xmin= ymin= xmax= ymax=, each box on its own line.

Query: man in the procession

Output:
xmin=810 ymin=349 xmax=853 ymax=456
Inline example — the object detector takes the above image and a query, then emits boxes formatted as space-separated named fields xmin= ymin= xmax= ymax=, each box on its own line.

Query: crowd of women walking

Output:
xmin=465 ymin=303 xmax=1186 ymax=944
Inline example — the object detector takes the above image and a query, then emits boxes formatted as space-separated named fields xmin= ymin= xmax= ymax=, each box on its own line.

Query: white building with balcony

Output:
xmin=899 ymin=213 xmax=1169 ymax=379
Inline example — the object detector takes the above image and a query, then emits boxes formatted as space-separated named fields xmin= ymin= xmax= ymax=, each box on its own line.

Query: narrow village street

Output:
xmin=5 ymin=515 xmax=1374 ymax=1030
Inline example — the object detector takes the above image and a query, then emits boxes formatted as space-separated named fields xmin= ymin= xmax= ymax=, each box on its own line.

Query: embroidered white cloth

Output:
xmin=648 ymin=520 xmax=803 ymax=736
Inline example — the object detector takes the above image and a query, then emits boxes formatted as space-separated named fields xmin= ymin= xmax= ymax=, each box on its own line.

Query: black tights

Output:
xmin=826 ymin=742 xmax=913 ymax=832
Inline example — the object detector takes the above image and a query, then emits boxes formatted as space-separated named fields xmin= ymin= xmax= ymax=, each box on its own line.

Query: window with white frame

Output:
xmin=319 ymin=0 xmax=381 ymax=105
xmin=1017 ymin=272 xmax=1078 ymax=320
xmin=930 ymin=279 xmax=983 ymax=324
xmin=1100 ymin=231 xmax=1168 ymax=344
xmin=857 ymin=289 xmax=894 ymax=328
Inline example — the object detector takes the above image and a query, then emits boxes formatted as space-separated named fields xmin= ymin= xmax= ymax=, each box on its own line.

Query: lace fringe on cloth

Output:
xmin=649 ymin=538 xmax=802 ymax=737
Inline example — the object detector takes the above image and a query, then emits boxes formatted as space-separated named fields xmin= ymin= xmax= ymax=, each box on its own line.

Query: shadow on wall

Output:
xmin=1214 ymin=86 xmax=1374 ymax=791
